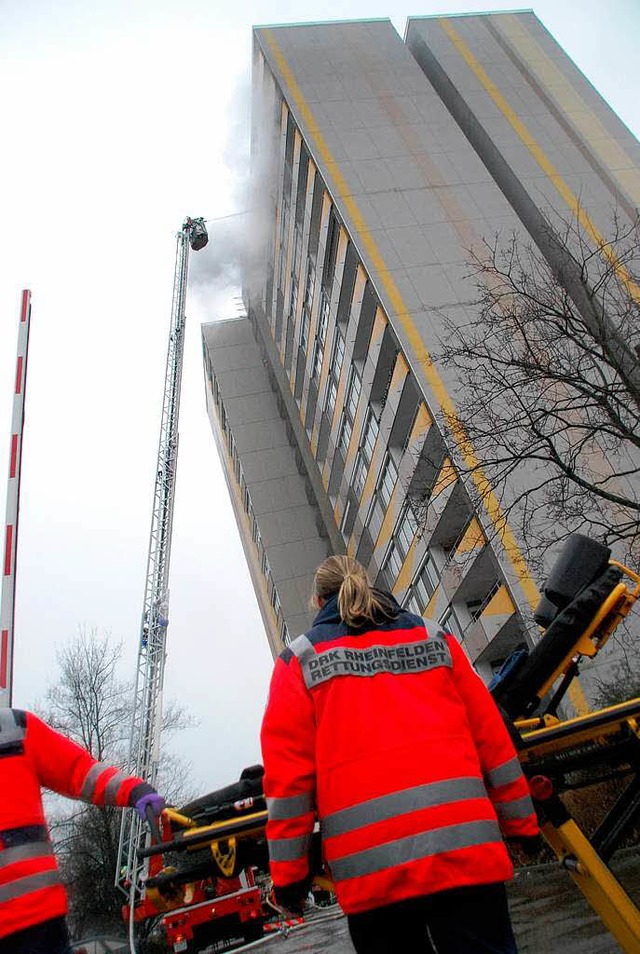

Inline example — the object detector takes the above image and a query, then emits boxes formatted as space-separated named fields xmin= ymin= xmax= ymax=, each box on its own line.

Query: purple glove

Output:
xmin=135 ymin=791 xmax=166 ymax=820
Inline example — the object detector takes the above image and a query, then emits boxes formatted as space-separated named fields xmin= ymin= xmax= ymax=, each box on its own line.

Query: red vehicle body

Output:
xmin=163 ymin=876 xmax=264 ymax=952
xmin=123 ymin=811 xmax=266 ymax=952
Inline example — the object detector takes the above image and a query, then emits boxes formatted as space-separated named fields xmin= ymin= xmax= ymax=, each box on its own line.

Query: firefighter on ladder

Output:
xmin=0 ymin=709 xmax=165 ymax=954
xmin=261 ymin=556 xmax=541 ymax=954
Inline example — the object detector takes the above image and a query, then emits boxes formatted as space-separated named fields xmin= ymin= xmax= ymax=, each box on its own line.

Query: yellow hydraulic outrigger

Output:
xmin=139 ymin=534 xmax=640 ymax=952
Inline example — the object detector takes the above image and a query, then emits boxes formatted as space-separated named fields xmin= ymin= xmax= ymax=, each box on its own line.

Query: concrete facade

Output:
xmin=203 ymin=318 xmax=330 ymax=655
xmin=202 ymin=13 xmax=639 ymax=689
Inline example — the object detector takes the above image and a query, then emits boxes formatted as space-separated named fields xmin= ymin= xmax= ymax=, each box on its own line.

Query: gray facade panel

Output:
xmin=203 ymin=317 xmax=330 ymax=652
xmin=406 ymin=14 xmax=640 ymax=239
xmin=249 ymin=475 xmax=310 ymax=515
xmin=233 ymin=419 xmax=290 ymax=454
xmin=240 ymin=448 xmax=301 ymax=484
xmin=225 ymin=393 xmax=282 ymax=425
xmin=259 ymin=505 xmax=322 ymax=547
xmin=268 ymin=539 xmax=329 ymax=581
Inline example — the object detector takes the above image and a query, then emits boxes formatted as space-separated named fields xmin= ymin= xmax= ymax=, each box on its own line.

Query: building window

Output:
xmin=240 ymin=480 xmax=251 ymax=516
xmin=292 ymin=227 xmax=302 ymax=280
xmin=304 ymin=266 xmax=315 ymax=307
xmin=440 ymin=603 xmax=464 ymax=638
xmin=345 ymin=365 xmax=361 ymax=422
xmin=325 ymin=330 xmax=345 ymax=419
xmin=350 ymin=407 xmax=380 ymax=501
xmin=325 ymin=377 xmax=339 ymax=421
xmin=337 ymin=416 xmax=351 ymax=457
xmin=251 ymin=518 xmax=261 ymax=546
xmin=311 ymin=291 xmax=330 ymax=381
xmin=340 ymin=497 xmax=356 ymax=537
xmin=361 ymin=408 xmax=379 ymax=465
xmin=278 ymin=201 xmax=290 ymax=291
xmin=287 ymin=276 xmax=299 ymax=331
xmin=300 ymin=304 xmax=310 ymax=353
xmin=382 ymin=541 xmax=403 ymax=584
xmin=379 ymin=455 xmax=398 ymax=507
xmin=352 ymin=454 xmax=368 ymax=497
xmin=395 ymin=505 xmax=417 ymax=561
xmin=378 ymin=504 xmax=418 ymax=590
xmin=299 ymin=260 xmax=315 ymax=354
xmin=403 ymin=591 xmax=423 ymax=615
xmin=333 ymin=330 xmax=346 ymax=377
xmin=337 ymin=366 xmax=362 ymax=457
xmin=322 ymin=211 xmax=340 ymax=291
xmin=412 ymin=554 xmax=438 ymax=612
xmin=302 ymin=260 xmax=315 ymax=336
xmin=367 ymin=453 xmax=398 ymax=540
xmin=280 ymin=618 xmax=291 ymax=647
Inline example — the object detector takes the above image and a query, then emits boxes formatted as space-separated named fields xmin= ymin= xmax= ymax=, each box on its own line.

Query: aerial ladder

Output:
xmin=115 ymin=217 xmax=208 ymax=919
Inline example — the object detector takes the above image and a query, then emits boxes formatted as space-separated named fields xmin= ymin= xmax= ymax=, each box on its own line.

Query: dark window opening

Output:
xmin=336 ymin=241 xmax=358 ymax=324
xmin=322 ymin=210 xmax=340 ymax=292
xmin=295 ymin=144 xmax=309 ymax=227
xmin=352 ymin=281 xmax=378 ymax=362
xmin=370 ymin=325 xmax=400 ymax=412
xmin=308 ymin=176 xmax=325 ymax=263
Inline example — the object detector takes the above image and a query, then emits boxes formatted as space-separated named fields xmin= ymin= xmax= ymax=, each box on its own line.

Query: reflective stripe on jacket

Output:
xmin=260 ymin=595 xmax=539 ymax=915
xmin=0 ymin=710 xmax=151 ymax=940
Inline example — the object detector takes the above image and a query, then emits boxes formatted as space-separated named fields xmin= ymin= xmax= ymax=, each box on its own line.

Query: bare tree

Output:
xmin=431 ymin=211 xmax=640 ymax=575
xmin=41 ymin=628 xmax=197 ymax=941
xmin=44 ymin=630 xmax=131 ymax=761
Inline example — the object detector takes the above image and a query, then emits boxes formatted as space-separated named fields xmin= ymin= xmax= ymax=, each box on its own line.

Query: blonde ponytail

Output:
xmin=312 ymin=555 xmax=391 ymax=627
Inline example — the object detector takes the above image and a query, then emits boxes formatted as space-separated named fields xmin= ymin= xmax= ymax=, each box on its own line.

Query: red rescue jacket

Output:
xmin=0 ymin=709 xmax=152 ymax=940
xmin=261 ymin=595 xmax=539 ymax=915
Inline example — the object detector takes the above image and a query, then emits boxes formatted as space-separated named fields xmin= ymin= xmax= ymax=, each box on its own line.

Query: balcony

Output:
xmin=464 ymin=584 xmax=518 ymax=662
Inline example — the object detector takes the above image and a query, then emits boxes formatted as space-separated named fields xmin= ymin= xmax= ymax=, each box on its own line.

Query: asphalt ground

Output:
xmin=221 ymin=849 xmax=640 ymax=954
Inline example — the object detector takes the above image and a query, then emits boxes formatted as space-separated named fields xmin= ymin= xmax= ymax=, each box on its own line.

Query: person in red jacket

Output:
xmin=261 ymin=556 xmax=540 ymax=953
xmin=0 ymin=708 xmax=165 ymax=954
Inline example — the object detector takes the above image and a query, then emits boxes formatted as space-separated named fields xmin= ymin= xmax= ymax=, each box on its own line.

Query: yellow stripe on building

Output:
xmin=499 ymin=15 xmax=640 ymax=207
xmin=440 ymin=18 xmax=640 ymax=305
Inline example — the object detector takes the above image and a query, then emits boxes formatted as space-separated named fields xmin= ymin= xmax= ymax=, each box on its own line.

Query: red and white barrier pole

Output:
xmin=1 ymin=290 xmax=32 ymax=707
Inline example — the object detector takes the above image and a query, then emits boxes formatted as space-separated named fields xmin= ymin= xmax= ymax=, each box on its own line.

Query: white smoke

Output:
xmin=188 ymin=71 xmax=252 ymax=319
xmin=188 ymin=60 xmax=280 ymax=322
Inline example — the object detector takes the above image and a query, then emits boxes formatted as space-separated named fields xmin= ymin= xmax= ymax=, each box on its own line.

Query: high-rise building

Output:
xmin=202 ymin=13 xmax=639 ymax=685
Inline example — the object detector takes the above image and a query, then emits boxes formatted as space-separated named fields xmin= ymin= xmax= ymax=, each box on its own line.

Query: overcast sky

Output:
xmin=1 ymin=0 xmax=639 ymax=796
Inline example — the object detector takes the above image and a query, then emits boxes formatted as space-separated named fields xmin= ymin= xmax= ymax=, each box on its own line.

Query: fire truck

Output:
xmin=162 ymin=880 xmax=264 ymax=953
xmin=125 ymin=768 xmax=270 ymax=951
xmin=131 ymin=869 xmax=264 ymax=953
